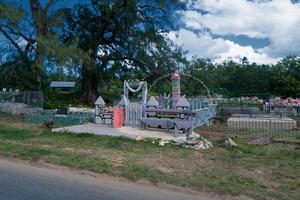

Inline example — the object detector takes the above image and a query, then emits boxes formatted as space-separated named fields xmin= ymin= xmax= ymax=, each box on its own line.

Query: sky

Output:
xmin=2 ymin=0 xmax=300 ymax=64
xmin=169 ymin=0 xmax=300 ymax=64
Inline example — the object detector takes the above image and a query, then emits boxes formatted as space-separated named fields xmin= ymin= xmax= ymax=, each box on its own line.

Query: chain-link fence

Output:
xmin=199 ymin=102 xmax=300 ymax=141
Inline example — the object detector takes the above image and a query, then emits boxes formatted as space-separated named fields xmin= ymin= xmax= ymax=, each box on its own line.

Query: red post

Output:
xmin=113 ymin=108 xmax=125 ymax=128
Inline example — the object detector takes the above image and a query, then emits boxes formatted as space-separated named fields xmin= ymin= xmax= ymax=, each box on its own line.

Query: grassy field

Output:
xmin=0 ymin=112 xmax=299 ymax=200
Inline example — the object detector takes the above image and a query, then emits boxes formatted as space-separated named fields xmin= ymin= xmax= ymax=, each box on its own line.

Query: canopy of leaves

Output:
xmin=182 ymin=56 xmax=300 ymax=98
xmin=0 ymin=0 xmax=300 ymax=103
xmin=62 ymin=0 xmax=187 ymax=101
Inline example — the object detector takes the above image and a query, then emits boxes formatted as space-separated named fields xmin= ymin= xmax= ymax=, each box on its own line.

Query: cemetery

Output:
xmin=52 ymin=72 xmax=217 ymax=147
xmin=0 ymin=72 xmax=299 ymax=143
xmin=0 ymin=72 xmax=216 ymax=148
xmin=1 ymin=1 xmax=300 ymax=199
xmin=0 ymin=89 xmax=42 ymax=115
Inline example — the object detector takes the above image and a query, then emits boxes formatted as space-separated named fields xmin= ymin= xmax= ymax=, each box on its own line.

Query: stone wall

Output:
xmin=0 ymin=102 xmax=42 ymax=115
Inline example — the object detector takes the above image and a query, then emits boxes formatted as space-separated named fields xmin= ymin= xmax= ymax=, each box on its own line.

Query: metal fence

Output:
xmin=0 ymin=91 xmax=43 ymax=107
xmin=25 ymin=110 xmax=94 ymax=126
xmin=125 ymin=103 xmax=143 ymax=126
xmin=198 ymin=102 xmax=300 ymax=141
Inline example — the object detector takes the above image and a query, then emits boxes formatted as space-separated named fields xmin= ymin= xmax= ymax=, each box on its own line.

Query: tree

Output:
xmin=0 ymin=1 xmax=36 ymax=89
xmin=270 ymin=56 xmax=300 ymax=98
xmin=63 ymin=0 xmax=186 ymax=102
xmin=183 ymin=57 xmax=273 ymax=98
xmin=0 ymin=0 xmax=81 ymax=90
xmin=182 ymin=58 xmax=220 ymax=96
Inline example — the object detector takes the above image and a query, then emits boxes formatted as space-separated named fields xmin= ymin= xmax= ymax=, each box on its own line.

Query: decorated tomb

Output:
xmin=93 ymin=71 xmax=216 ymax=139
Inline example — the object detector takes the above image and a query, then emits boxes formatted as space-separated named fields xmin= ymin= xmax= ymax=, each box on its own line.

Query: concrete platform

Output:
xmin=52 ymin=123 xmax=184 ymax=140
xmin=227 ymin=117 xmax=297 ymax=130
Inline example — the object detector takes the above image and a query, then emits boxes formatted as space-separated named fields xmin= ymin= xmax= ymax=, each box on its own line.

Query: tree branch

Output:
xmin=0 ymin=24 xmax=34 ymax=43
xmin=45 ymin=0 xmax=59 ymax=12
xmin=0 ymin=27 xmax=25 ymax=57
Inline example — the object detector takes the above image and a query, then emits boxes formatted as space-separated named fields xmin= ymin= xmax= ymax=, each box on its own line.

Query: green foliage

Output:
xmin=0 ymin=2 xmax=25 ymax=26
xmin=270 ymin=56 xmax=300 ymax=97
xmin=0 ymin=58 xmax=39 ymax=89
xmin=215 ymin=106 xmax=231 ymax=123
xmin=183 ymin=56 xmax=300 ymax=98
xmin=0 ymin=0 xmax=84 ymax=90
xmin=43 ymin=90 xmax=94 ymax=109
xmin=63 ymin=0 xmax=187 ymax=102
xmin=36 ymin=33 xmax=85 ymax=65
xmin=1 ymin=0 xmax=300 ymax=102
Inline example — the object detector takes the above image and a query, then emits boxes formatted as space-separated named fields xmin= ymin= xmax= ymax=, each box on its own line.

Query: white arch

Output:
xmin=149 ymin=73 xmax=211 ymax=97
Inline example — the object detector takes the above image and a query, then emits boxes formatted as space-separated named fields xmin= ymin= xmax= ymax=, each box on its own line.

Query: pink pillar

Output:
xmin=171 ymin=72 xmax=181 ymax=108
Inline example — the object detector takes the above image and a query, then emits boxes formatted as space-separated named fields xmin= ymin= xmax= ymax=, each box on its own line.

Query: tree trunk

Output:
xmin=32 ymin=43 xmax=43 ymax=90
xmin=82 ymin=74 xmax=97 ymax=103
xmin=81 ymin=62 xmax=99 ymax=103
xmin=29 ymin=0 xmax=44 ymax=90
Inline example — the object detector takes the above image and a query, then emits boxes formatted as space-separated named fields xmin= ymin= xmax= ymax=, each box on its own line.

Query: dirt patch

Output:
xmin=240 ymin=168 xmax=266 ymax=182
xmin=140 ymin=151 xmax=214 ymax=176
xmin=249 ymin=136 xmax=272 ymax=145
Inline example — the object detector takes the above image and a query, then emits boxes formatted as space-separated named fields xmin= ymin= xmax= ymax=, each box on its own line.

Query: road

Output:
xmin=0 ymin=158 xmax=213 ymax=200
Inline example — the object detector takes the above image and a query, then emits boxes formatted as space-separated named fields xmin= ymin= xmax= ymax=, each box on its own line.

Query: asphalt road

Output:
xmin=0 ymin=158 xmax=210 ymax=200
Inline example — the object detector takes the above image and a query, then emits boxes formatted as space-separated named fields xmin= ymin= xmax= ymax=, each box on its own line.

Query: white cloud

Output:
xmin=177 ymin=0 xmax=300 ymax=62
xmin=216 ymin=39 xmax=278 ymax=64
xmin=168 ymin=29 xmax=228 ymax=59
xmin=169 ymin=29 xmax=278 ymax=64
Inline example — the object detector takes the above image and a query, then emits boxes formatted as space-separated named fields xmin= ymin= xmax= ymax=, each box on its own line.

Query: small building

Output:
xmin=50 ymin=81 xmax=75 ymax=93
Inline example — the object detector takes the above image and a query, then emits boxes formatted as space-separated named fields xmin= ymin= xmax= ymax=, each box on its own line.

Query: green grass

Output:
xmin=0 ymin=112 xmax=299 ymax=200
xmin=190 ymin=169 xmax=263 ymax=196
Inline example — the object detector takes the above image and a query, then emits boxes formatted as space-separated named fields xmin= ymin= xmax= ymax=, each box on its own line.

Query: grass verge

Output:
xmin=0 ymin=112 xmax=299 ymax=200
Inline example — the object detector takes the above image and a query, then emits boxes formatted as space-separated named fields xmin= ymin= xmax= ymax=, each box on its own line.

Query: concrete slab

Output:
xmin=227 ymin=117 xmax=297 ymax=130
xmin=52 ymin=123 xmax=184 ymax=140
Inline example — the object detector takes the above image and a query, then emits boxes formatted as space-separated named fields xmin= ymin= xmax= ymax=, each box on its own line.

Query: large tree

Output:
xmin=270 ymin=56 xmax=300 ymax=98
xmin=0 ymin=0 xmax=80 ymax=89
xmin=64 ymin=0 xmax=186 ymax=102
xmin=0 ymin=1 xmax=36 ymax=88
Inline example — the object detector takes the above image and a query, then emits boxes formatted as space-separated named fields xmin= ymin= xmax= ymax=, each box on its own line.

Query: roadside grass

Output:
xmin=0 ymin=113 xmax=299 ymax=200
xmin=200 ymin=128 xmax=300 ymax=144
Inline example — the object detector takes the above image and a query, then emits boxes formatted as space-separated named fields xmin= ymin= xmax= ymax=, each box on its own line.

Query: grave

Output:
xmin=25 ymin=109 xmax=94 ymax=126
xmin=227 ymin=116 xmax=297 ymax=131
xmin=89 ymin=72 xmax=217 ymax=140
xmin=50 ymin=71 xmax=216 ymax=146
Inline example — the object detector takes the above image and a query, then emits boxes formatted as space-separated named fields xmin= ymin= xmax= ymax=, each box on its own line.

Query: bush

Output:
xmin=43 ymin=90 xmax=93 ymax=109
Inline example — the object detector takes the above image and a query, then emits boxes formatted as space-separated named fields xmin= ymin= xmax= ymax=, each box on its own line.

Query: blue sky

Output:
xmin=169 ymin=0 xmax=300 ymax=64
xmin=3 ymin=0 xmax=300 ymax=64
xmin=12 ymin=0 xmax=82 ymax=9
